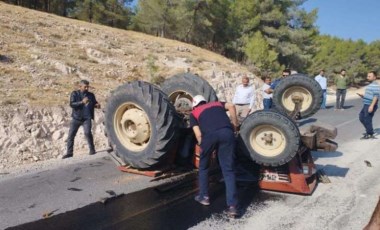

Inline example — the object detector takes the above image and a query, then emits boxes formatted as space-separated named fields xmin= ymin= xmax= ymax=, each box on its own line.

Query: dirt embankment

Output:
xmin=0 ymin=3 xmax=264 ymax=170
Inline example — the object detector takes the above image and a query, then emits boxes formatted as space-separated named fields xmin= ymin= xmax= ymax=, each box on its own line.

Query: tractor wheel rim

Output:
xmin=168 ymin=91 xmax=193 ymax=114
xmin=282 ymin=86 xmax=313 ymax=112
xmin=114 ymin=103 xmax=150 ymax=152
xmin=249 ymin=125 xmax=286 ymax=157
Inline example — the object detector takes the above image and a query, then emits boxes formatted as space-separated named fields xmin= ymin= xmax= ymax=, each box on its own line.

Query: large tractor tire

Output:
xmin=238 ymin=110 xmax=300 ymax=166
xmin=273 ymin=74 xmax=323 ymax=119
xmin=160 ymin=73 xmax=218 ymax=117
xmin=104 ymin=81 xmax=180 ymax=169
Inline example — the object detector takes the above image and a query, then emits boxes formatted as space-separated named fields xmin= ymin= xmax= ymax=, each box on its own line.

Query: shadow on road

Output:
xmin=313 ymin=151 xmax=343 ymax=159
xmin=8 ymin=171 xmax=282 ymax=230
xmin=315 ymin=164 xmax=349 ymax=177
xmin=297 ymin=118 xmax=317 ymax=126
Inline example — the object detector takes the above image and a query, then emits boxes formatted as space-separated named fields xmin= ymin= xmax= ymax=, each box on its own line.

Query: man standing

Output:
xmin=190 ymin=95 xmax=239 ymax=217
xmin=269 ymin=68 xmax=291 ymax=92
xmin=335 ymin=69 xmax=350 ymax=110
xmin=232 ymin=75 xmax=255 ymax=122
xmin=62 ymin=80 xmax=101 ymax=159
xmin=261 ymin=76 xmax=273 ymax=110
xmin=315 ymin=69 xmax=327 ymax=109
xmin=357 ymin=71 xmax=380 ymax=139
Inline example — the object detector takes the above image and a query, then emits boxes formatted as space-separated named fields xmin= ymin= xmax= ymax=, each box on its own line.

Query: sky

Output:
xmin=302 ymin=0 xmax=380 ymax=43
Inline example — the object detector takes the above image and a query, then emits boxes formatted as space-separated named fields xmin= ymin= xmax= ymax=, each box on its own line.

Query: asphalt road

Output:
xmin=1 ymin=97 xmax=379 ymax=230
xmin=0 ymin=154 xmax=171 ymax=229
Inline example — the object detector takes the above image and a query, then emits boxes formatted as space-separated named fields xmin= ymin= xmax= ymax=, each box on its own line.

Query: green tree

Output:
xmin=70 ymin=0 xmax=131 ymax=28
xmin=230 ymin=0 xmax=318 ymax=72
xmin=244 ymin=31 xmax=280 ymax=73
xmin=365 ymin=41 xmax=380 ymax=72
xmin=132 ymin=0 xmax=232 ymax=52
xmin=132 ymin=0 xmax=177 ymax=37
xmin=307 ymin=35 xmax=374 ymax=85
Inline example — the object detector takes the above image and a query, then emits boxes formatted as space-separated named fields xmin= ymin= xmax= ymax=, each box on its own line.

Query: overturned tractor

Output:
xmin=104 ymin=73 xmax=337 ymax=194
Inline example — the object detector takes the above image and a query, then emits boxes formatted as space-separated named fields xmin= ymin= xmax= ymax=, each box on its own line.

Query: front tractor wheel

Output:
xmin=273 ymin=74 xmax=323 ymax=119
xmin=104 ymin=81 xmax=180 ymax=169
xmin=239 ymin=110 xmax=300 ymax=166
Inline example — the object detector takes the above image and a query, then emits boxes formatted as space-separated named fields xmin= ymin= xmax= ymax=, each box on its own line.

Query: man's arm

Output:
xmin=70 ymin=91 xmax=84 ymax=108
xmin=192 ymin=126 xmax=202 ymax=145
xmin=263 ymin=84 xmax=272 ymax=94
xmin=225 ymin=102 xmax=239 ymax=131
xmin=264 ymin=88 xmax=272 ymax=94
xmin=268 ymin=79 xmax=278 ymax=93
xmin=369 ymin=96 xmax=378 ymax=113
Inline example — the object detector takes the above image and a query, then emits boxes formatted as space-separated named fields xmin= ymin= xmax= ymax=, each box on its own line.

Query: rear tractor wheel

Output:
xmin=161 ymin=72 xmax=218 ymax=123
xmin=104 ymin=81 xmax=180 ymax=169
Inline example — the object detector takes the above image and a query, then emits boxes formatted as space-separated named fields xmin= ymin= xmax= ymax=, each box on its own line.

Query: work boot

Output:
xmin=62 ymin=154 xmax=73 ymax=159
xmin=89 ymin=151 xmax=96 ymax=155
xmin=194 ymin=195 xmax=210 ymax=206
xmin=227 ymin=206 xmax=238 ymax=218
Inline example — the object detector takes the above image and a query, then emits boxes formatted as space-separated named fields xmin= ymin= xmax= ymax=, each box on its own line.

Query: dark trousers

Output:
xmin=263 ymin=98 xmax=272 ymax=110
xmin=67 ymin=118 xmax=95 ymax=155
xmin=336 ymin=89 xmax=347 ymax=109
xmin=359 ymin=104 xmax=377 ymax=135
xmin=198 ymin=128 xmax=237 ymax=207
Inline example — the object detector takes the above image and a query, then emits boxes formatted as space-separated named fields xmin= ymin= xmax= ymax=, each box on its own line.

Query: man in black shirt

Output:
xmin=62 ymin=80 xmax=100 ymax=159
xmin=190 ymin=95 xmax=239 ymax=217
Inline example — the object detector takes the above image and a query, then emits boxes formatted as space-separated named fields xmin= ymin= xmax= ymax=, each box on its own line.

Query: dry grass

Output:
xmin=0 ymin=2 xmax=249 ymax=107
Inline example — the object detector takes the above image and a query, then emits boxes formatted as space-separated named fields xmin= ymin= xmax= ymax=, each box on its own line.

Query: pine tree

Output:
xmin=230 ymin=0 xmax=318 ymax=72
xmin=244 ymin=31 xmax=280 ymax=72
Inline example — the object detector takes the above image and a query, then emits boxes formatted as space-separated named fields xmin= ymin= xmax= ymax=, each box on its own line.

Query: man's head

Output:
xmin=79 ymin=80 xmax=90 ymax=93
xmin=320 ymin=69 xmax=325 ymax=76
xmin=367 ymin=71 xmax=377 ymax=82
xmin=340 ymin=69 xmax=346 ymax=76
xmin=192 ymin=95 xmax=206 ymax=108
xmin=264 ymin=76 xmax=271 ymax=85
xmin=242 ymin=75 xmax=249 ymax=87
xmin=282 ymin=69 xmax=291 ymax=78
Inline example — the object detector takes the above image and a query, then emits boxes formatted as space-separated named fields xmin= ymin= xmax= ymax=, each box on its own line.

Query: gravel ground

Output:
xmin=190 ymin=91 xmax=380 ymax=230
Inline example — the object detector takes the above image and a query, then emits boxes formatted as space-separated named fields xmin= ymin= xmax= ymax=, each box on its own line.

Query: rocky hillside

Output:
xmin=0 ymin=2 xmax=262 ymax=170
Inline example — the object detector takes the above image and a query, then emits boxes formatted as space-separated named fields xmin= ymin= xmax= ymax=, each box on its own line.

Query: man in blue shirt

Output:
xmin=268 ymin=68 xmax=291 ymax=93
xmin=357 ymin=71 xmax=380 ymax=139
xmin=62 ymin=80 xmax=101 ymax=159
xmin=190 ymin=95 xmax=239 ymax=217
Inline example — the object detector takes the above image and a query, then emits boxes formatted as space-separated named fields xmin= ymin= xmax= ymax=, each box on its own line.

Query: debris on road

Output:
xmin=364 ymin=160 xmax=372 ymax=167
xmin=317 ymin=169 xmax=331 ymax=183
xmin=42 ymin=209 xmax=59 ymax=218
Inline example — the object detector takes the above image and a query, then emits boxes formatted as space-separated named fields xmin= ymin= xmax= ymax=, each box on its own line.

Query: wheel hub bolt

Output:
xmin=261 ymin=133 xmax=275 ymax=145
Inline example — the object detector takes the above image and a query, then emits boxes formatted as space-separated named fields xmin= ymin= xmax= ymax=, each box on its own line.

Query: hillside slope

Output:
xmin=0 ymin=2 xmax=260 ymax=106
xmin=0 ymin=3 xmax=261 ymax=170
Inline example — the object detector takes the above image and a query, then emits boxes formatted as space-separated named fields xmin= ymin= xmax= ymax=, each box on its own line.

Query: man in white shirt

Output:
xmin=262 ymin=76 xmax=272 ymax=109
xmin=232 ymin=75 xmax=255 ymax=122
xmin=315 ymin=69 xmax=327 ymax=109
